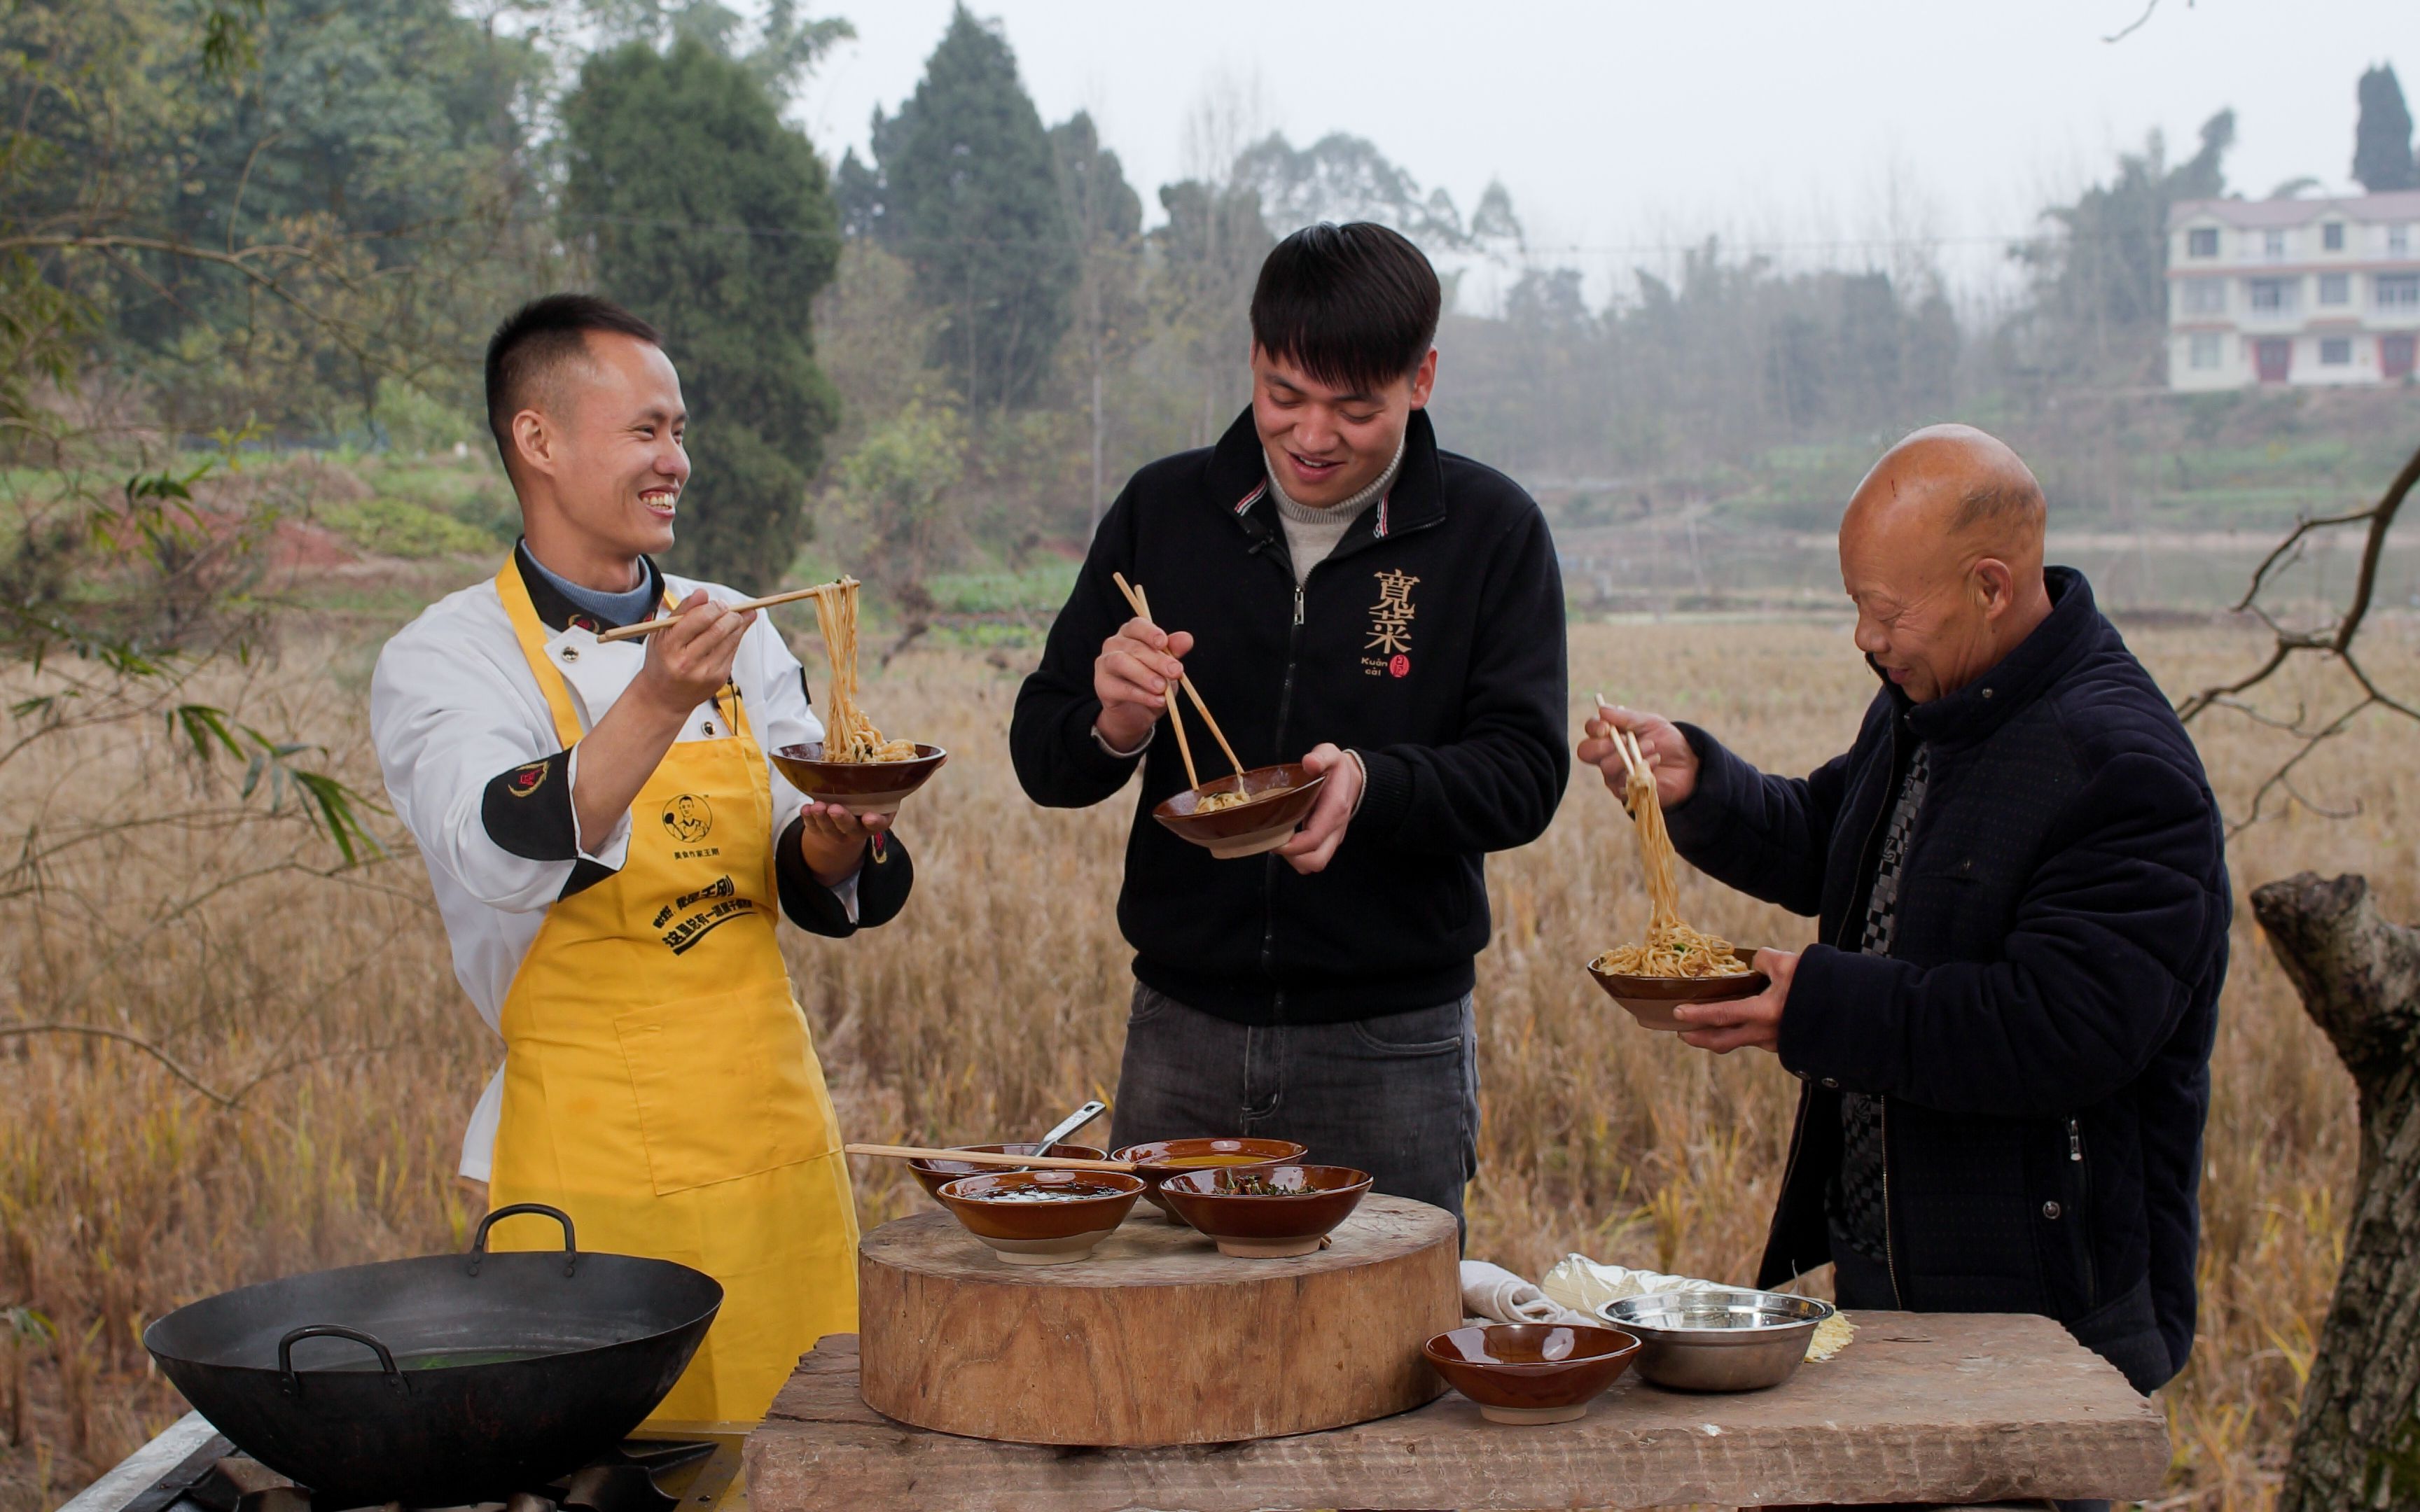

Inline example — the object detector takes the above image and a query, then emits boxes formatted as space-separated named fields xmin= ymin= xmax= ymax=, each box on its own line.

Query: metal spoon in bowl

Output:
xmin=1031 ymin=1100 xmax=1108 ymax=1158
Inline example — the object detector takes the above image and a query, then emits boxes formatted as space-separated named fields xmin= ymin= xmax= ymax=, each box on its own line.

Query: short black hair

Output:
xmin=1249 ymin=223 xmax=1440 ymax=396
xmin=483 ymin=293 xmax=662 ymax=468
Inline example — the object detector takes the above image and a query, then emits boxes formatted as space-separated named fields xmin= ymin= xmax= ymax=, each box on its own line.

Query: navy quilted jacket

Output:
xmin=1663 ymin=568 xmax=2227 ymax=1392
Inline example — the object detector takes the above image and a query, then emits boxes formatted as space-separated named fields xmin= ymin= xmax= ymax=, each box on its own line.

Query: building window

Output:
xmin=2393 ymin=225 xmax=2413 ymax=257
xmin=2323 ymin=222 xmax=2345 ymax=251
xmin=2263 ymin=229 xmax=2288 ymax=260
xmin=2186 ymin=227 xmax=2219 ymax=258
xmin=2386 ymin=334 xmax=2417 ymax=379
xmin=2380 ymin=274 xmax=2420 ymax=310
xmin=2188 ymin=332 xmax=2223 ymax=370
xmin=2319 ymin=337 xmax=2353 ymax=366
xmin=2319 ymin=273 xmax=2351 ymax=305
xmin=2248 ymin=277 xmax=2295 ymax=312
xmin=2181 ymin=278 xmax=2227 ymax=314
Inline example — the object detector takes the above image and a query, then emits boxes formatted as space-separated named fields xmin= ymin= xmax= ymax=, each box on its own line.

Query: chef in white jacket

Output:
xmin=370 ymin=294 xmax=909 ymax=1424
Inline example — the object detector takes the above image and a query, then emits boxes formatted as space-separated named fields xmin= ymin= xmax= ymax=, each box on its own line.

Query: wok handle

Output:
xmin=277 ymin=1325 xmax=408 ymax=1398
xmin=468 ymin=1202 xmax=579 ymax=1278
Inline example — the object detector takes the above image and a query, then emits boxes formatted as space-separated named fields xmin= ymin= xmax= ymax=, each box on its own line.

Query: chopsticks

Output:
xmin=595 ymin=580 xmax=846 ymax=643
xmin=1109 ymin=571 xmax=1244 ymax=789
xmin=1596 ymin=693 xmax=1652 ymax=807
xmin=844 ymin=1142 xmax=1138 ymax=1175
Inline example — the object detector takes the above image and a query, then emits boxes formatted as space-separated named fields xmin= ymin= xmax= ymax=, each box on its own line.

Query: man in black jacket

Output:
xmin=1013 ymin=224 xmax=1568 ymax=1231
xmin=1584 ymin=426 xmax=2227 ymax=1399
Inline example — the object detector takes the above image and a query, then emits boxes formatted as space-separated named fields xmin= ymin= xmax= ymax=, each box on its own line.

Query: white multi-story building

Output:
xmin=2166 ymin=190 xmax=2420 ymax=390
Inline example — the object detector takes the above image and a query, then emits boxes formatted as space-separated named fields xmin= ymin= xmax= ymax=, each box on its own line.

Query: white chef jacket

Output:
xmin=370 ymin=568 xmax=857 ymax=1180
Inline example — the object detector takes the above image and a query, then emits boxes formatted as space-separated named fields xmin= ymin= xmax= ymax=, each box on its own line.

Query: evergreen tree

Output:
xmin=1049 ymin=111 xmax=1143 ymax=527
xmin=875 ymin=7 xmax=1077 ymax=414
xmin=2353 ymin=64 xmax=2418 ymax=193
xmin=2010 ymin=108 xmax=2233 ymax=382
xmin=563 ymin=36 xmax=840 ymax=591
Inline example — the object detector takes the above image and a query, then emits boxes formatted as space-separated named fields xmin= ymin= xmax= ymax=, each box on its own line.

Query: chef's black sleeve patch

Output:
xmin=482 ymin=749 xmax=578 ymax=862
xmin=559 ymin=858 xmax=616 ymax=900
xmin=774 ymin=816 xmax=914 ymax=937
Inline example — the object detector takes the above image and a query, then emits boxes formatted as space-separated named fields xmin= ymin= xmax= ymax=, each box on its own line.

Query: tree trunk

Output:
xmin=2253 ymin=873 xmax=2420 ymax=1511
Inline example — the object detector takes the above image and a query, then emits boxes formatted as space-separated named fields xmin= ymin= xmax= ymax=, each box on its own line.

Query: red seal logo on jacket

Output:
xmin=1389 ymin=654 xmax=1410 ymax=678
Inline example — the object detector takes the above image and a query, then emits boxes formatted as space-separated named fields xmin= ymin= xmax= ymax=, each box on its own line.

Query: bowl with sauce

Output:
xmin=1150 ymin=764 xmax=1326 ymax=859
xmin=905 ymin=1143 xmax=1110 ymax=1203
xmin=1421 ymin=1324 xmax=1641 ymax=1424
xmin=933 ymin=1170 xmax=1145 ymax=1266
xmin=767 ymin=741 xmax=948 ymax=818
xmin=1156 ymin=1163 xmax=1373 ymax=1258
xmin=1585 ymin=948 xmax=1769 ymax=1031
xmin=1111 ymin=1138 xmax=1308 ymax=1222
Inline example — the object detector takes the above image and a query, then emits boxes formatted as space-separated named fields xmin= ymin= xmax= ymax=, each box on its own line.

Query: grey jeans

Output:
xmin=1108 ymin=981 xmax=1481 ymax=1240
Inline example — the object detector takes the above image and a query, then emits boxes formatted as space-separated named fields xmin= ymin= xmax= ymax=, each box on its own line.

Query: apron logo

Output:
xmin=653 ymin=875 xmax=735 ymax=929
xmin=662 ymin=896 xmax=756 ymax=955
xmin=1361 ymin=569 xmax=1420 ymax=678
xmin=661 ymin=794 xmax=714 ymax=844
xmin=506 ymin=760 xmax=550 ymax=797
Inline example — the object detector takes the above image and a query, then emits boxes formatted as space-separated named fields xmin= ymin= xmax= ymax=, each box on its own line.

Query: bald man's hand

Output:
xmin=1578 ymin=704 xmax=1698 ymax=808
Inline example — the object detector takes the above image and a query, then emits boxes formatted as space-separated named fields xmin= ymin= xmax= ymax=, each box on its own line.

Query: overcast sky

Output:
xmin=794 ymin=0 xmax=2412 ymax=304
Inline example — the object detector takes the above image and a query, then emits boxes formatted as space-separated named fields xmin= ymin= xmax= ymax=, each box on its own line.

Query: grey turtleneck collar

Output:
xmin=1264 ymin=431 xmax=1407 ymax=587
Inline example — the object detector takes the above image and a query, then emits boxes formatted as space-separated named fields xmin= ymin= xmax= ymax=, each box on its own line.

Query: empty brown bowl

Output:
xmin=1157 ymin=1163 xmax=1372 ymax=1258
xmin=1151 ymin=764 xmax=1327 ymax=859
xmin=1423 ymin=1324 xmax=1641 ymax=1424
xmin=767 ymin=742 xmax=948 ymax=818
xmin=1112 ymin=1137 xmax=1307 ymax=1222
xmin=905 ymin=1144 xmax=1110 ymax=1203
xmin=933 ymin=1170 xmax=1144 ymax=1266
xmin=1586 ymin=948 xmax=1769 ymax=1031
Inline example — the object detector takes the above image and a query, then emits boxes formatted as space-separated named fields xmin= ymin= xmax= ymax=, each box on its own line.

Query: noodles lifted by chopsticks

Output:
xmin=1593 ymin=724 xmax=1751 ymax=979
xmin=809 ymin=577 xmax=918 ymax=764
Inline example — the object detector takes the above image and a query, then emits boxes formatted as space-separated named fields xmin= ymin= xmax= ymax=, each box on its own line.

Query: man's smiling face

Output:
xmin=1249 ymin=343 xmax=1435 ymax=507
xmin=548 ymin=330 xmax=689 ymax=563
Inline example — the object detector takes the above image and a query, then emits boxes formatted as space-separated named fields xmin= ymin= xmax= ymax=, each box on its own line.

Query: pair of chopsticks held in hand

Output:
xmin=1594 ymin=694 xmax=1659 ymax=807
xmin=592 ymin=580 xmax=844 ymax=645
xmin=1111 ymin=571 xmax=1243 ymax=793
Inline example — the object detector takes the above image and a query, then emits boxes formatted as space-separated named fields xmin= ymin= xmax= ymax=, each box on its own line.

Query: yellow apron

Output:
xmin=482 ymin=560 xmax=858 ymax=1424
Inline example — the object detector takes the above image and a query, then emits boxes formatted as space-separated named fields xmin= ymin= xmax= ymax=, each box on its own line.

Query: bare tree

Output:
xmin=2181 ymin=440 xmax=2420 ymax=1511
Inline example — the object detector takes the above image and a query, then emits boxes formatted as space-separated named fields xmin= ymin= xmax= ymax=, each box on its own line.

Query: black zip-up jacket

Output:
xmin=1662 ymin=568 xmax=2227 ymax=1393
xmin=1012 ymin=407 xmax=1569 ymax=1025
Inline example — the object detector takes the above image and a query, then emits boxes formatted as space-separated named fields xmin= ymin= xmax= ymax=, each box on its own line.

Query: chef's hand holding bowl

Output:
xmin=1670 ymin=946 xmax=1799 ymax=1055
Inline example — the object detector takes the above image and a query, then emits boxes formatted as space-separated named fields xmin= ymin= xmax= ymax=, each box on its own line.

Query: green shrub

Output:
xmin=319 ymin=498 xmax=495 ymax=559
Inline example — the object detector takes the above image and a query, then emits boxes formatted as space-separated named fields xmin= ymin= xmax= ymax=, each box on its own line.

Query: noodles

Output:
xmin=1593 ymin=737 xmax=1751 ymax=979
xmin=1193 ymin=789 xmax=1256 ymax=813
xmin=808 ymin=577 xmax=918 ymax=764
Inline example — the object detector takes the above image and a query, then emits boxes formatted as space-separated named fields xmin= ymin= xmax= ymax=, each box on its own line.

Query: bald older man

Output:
xmin=1585 ymin=426 xmax=2228 ymax=1402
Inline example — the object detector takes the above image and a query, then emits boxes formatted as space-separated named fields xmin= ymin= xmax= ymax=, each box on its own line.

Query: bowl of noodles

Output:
xmin=767 ymin=575 xmax=947 ymax=816
xmin=1150 ymin=764 xmax=1327 ymax=859
xmin=1589 ymin=726 xmax=1767 ymax=1030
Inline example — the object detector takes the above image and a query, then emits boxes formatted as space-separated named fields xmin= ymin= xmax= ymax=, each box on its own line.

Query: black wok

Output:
xmin=144 ymin=1205 xmax=721 ymax=1507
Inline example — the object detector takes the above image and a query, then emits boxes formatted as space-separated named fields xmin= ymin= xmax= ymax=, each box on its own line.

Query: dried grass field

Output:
xmin=1 ymin=609 xmax=2407 ymax=1512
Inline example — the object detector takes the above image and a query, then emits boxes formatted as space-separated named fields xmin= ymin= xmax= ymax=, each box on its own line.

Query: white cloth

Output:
xmin=1538 ymin=1254 xmax=1732 ymax=1320
xmin=370 ymin=570 xmax=857 ymax=1181
xmin=1460 ymin=1260 xmax=1595 ymax=1326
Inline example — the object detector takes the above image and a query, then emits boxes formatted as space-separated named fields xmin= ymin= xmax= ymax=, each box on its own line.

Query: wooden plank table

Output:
xmin=748 ymin=1319 xmax=2169 ymax=1511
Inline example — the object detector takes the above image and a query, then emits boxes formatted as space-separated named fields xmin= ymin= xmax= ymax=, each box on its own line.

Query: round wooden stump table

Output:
xmin=856 ymin=1194 xmax=1459 ymax=1446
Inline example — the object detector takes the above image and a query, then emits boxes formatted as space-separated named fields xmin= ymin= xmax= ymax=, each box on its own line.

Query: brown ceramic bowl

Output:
xmin=767 ymin=741 xmax=947 ymax=818
xmin=933 ymin=1170 xmax=1144 ymax=1266
xmin=1157 ymin=1163 xmax=1372 ymax=1258
xmin=1585 ymin=948 xmax=1769 ymax=1031
xmin=1112 ymin=1138 xmax=1307 ymax=1222
xmin=1422 ymin=1324 xmax=1641 ymax=1425
xmin=905 ymin=1144 xmax=1110 ymax=1203
xmin=1151 ymin=764 xmax=1327 ymax=859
